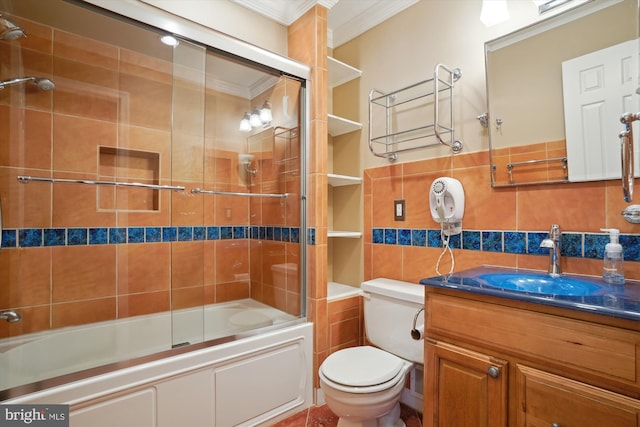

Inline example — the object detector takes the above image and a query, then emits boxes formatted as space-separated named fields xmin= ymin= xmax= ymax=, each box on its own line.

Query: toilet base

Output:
xmin=335 ymin=402 xmax=404 ymax=427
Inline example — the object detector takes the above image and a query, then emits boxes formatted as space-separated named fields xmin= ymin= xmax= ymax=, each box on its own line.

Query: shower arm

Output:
xmin=0 ymin=76 xmax=55 ymax=91
xmin=0 ymin=77 xmax=34 ymax=89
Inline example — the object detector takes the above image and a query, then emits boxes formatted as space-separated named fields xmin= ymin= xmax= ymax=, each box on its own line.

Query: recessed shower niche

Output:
xmin=98 ymin=146 xmax=161 ymax=211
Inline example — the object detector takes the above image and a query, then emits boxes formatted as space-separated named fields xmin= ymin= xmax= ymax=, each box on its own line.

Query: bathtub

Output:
xmin=1 ymin=300 xmax=312 ymax=426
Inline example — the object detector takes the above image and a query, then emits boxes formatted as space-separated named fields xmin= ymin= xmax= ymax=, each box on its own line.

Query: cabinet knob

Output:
xmin=551 ymin=424 xmax=560 ymax=427
xmin=487 ymin=366 xmax=500 ymax=378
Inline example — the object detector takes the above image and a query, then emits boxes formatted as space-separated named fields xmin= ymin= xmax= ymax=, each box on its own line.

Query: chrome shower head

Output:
xmin=0 ymin=15 xmax=26 ymax=41
xmin=33 ymin=77 xmax=55 ymax=91
xmin=0 ymin=76 xmax=55 ymax=91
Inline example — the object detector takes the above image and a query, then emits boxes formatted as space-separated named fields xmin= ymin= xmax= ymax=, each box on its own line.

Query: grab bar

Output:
xmin=17 ymin=176 xmax=185 ymax=192
xmin=620 ymin=129 xmax=634 ymax=202
xmin=507 ymin=157 xmax=568 ymax=184
xmin=620 ymin=113 xmax=640 ymax=203
xmin=191 ymin=188 xmax=289 ymax=198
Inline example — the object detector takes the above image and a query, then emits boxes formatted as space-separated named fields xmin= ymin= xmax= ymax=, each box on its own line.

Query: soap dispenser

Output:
xmin=601 ymin=228 xmax=624 ymax=285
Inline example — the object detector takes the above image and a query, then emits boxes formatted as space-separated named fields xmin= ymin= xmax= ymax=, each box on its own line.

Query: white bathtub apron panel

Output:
xmin=216 ymin=344 xmax=306 ymax=426
xmin=71 ymin=389 xmax=158 ymax=427
xmin=5 ymin=322 xmax=313 ymax=427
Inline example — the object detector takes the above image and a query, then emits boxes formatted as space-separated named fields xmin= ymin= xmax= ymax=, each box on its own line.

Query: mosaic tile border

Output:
xmin=372 ymin=228 xmax=640 ymax=261
xmin=1 ymin=225 xmax=308 ymax=248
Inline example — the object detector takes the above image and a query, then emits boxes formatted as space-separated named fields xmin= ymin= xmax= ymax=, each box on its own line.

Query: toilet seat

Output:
xmin=320 ymin=346 xmax=405 ymax=387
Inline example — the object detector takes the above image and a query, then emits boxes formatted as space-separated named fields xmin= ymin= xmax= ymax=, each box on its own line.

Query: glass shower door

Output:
xmin=167 ymin=38 xmax=207 ymax=348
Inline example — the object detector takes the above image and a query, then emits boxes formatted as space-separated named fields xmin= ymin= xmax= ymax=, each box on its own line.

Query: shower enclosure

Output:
xmin=0 ymin=0 xmax=307 ymax=395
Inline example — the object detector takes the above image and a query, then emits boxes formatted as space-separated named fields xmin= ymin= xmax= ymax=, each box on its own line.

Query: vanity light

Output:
xmin=250 ymin=109 xmax=263 ymax=127
xmin=259 ymin=101 xmax=272 ymax=124
xmin=480 ymin=0 xmax=509 ymax=27
xmin=239 ymin=112 xmax=252 ymax=132
xmin=240 ymin=101 xmax=272 ymax=132
xmin=160 ymin=34 xmax=179 ymax=47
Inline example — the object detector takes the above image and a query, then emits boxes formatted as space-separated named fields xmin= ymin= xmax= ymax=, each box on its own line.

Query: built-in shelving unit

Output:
xmin=328 ymin=114 xmax=362 ymax=137
xmin=328 ymin=56 xmax=363 ymax=288
xmin=328 ymin=173 xmax=362 ymax=187
xmin=328 ymin=56 xmax=362 ymax=89
xmin=327 ymin=231 xmax=362 ymax=238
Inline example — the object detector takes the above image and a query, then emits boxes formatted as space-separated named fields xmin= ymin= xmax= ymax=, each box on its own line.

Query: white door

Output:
xmin=562 ymin=38 xmax=639 ymax=181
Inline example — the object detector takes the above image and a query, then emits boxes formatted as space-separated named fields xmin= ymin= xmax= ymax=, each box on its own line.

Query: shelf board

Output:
xmin=328 ymin=114 xmax=362 ymax=137
xmin=328 ymin=173 xmax=362 ymax=187
xmin=328 ymin=56 xmax=362 ymax=88
xmin=328 ymin=231 xmax=362 ymax=238
xmin=328 ymin=282 xmax=363 ymax=301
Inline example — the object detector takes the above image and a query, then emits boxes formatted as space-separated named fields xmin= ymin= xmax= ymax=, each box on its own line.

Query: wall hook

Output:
xmin=476 ymin=112 xmax=489 ymax=128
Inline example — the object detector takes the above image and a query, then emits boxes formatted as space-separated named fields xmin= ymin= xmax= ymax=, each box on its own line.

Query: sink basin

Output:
xmin=476 ymin=273 xmax=606 ymax=296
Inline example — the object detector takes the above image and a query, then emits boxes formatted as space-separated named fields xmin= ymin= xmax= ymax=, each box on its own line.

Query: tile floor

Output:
xmin=271 ymin=403 xmax=423 ymax=427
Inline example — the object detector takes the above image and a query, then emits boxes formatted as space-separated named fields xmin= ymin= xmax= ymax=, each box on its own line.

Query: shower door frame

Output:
xmin=81 ymin=0 xmax=311 ymax=320
xmin=0 ymin=0 xmax=310 ymax=398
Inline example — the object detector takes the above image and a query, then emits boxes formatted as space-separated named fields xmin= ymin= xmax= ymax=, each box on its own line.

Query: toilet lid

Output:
xmin=320 ymin=346 xmax=404 ymax=387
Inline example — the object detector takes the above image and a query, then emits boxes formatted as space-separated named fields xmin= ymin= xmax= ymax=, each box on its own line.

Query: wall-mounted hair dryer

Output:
xmin=429 ymin=177 xmax=465 ymax=236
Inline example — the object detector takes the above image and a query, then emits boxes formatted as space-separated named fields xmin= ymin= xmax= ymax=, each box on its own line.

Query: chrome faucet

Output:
xmin=0 ymin=310 xmax=21 ymax=323
xmin=540 ymin=224 xmax=562 ymax=278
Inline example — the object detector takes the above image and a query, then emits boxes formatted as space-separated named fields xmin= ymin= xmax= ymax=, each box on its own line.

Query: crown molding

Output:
xmin=232 ymin=0 xmax=339 ymax=26
xmin=232 ymin=0 xmax=416 ymax=48
xmin=329 ymin=0 xmax=418 ymax=48
xmin=207 ymin=74 xmax=279 ymax=99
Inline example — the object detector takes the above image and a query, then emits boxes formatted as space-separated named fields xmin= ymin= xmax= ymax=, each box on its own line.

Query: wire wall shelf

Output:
xmin=368 ymin=63 xmax=462 ymax=162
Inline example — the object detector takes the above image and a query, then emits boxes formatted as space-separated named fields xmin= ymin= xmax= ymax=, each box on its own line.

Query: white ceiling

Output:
xmin=231 ymin=0 xmax=419 ymax=48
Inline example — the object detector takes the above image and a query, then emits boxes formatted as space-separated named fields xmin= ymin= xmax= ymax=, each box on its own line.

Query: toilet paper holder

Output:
xmin=410 ymin=308 xmax=425 ymax=340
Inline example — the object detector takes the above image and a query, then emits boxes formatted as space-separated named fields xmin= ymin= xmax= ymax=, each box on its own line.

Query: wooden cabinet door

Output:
xmin=517 ymin=365 xmax=640 ymax=427
xmin=425 ymin=340 xmax=508 ymax=427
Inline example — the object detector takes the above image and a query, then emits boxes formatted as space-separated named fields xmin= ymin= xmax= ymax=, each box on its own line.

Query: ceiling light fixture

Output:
xmin=480 ymin=0 xmax=509 ymax=27
xmin=533 ymin=0 xmax=573 ymax=14
xmin=160 ymin=34 xmax=179 ymax=47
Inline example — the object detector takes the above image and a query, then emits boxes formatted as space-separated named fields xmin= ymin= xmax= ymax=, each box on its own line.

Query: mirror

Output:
xmin=486 ymin=0 xmax=639 ymax=187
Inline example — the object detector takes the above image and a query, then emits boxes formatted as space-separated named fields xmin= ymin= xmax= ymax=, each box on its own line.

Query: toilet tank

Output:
xmin=361 ymin=278 xmax=424 ymax=364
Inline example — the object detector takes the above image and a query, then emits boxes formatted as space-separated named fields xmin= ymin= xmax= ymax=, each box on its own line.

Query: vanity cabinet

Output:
xmin=424 ymin=289 xmax=640 ymax=427
xmin=425 ymin=340 xmax=507 ymax=427
xmin=516 ymin=365 xmax=640 ymax=427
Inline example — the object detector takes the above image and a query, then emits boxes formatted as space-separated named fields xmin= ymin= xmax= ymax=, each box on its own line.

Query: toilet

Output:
xmin=319 ymin=278 xmax=424 ymax=427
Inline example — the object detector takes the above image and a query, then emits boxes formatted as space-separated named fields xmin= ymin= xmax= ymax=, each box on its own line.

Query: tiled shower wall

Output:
xmin=364 ymin=152 xmax=640 ymax=283
xmin=0 ymin=14 xmax=301 ymax=339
